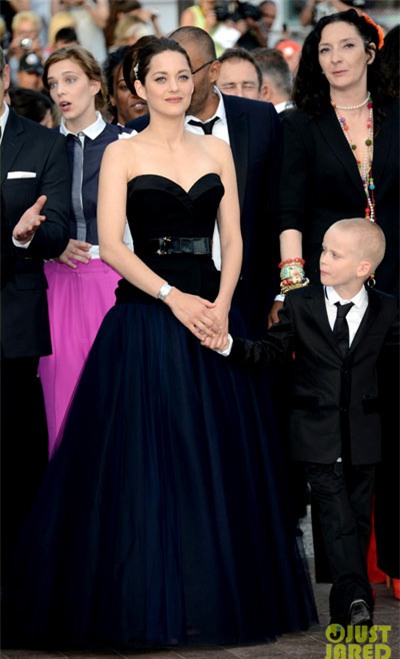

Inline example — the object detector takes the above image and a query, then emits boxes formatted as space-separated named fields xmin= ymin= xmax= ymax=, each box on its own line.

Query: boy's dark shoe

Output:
xmin=348 ymin=599 xmax=373 ymax=627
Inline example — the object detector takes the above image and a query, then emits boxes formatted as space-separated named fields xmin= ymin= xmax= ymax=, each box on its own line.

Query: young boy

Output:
xmin=207 ymin=218 xmax=399 ymax=628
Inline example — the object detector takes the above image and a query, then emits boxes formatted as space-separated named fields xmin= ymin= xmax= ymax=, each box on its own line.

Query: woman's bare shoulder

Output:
xmin=190 ymin=132 xmax=232 ymax=156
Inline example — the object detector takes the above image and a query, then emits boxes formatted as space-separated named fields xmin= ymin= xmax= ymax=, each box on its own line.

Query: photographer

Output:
xmin=16 ymin=51 xmax=45 ymax=91
xmin=234 ymin=1 xmax=268 ymax=50
xmin=180 ymin=0 xmax=218 ymax=35
xmin=7 ymin=10 xmax=43 ymax=85
xmin=180 ymin=0 xmax=242 ymax=55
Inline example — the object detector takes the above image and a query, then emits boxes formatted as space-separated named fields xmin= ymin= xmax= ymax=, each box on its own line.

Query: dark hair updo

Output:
xmin=122 ymin=35 xmax=192 ymax=95
xmin=293 ymin=9 xmax=393 ymax=128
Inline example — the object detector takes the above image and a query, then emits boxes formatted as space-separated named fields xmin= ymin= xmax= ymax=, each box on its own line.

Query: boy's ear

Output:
xmin=358 ymin=260 xmax=373 ymax=278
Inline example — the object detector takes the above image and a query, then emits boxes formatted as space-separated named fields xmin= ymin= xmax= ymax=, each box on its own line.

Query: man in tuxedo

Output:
xmin=0 ymin=50 xmax=70 ymax=580
xmin=126 ymin=27 xmax=282 ymax=335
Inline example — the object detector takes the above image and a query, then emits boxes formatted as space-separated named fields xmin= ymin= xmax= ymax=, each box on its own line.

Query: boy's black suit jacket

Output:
xmin=230 ymin=284 xmax=399 ymax=465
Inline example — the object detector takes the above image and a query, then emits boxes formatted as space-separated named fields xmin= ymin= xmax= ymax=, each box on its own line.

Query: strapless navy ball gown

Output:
xmin=9 ymin=174 xmax=317 ymax=647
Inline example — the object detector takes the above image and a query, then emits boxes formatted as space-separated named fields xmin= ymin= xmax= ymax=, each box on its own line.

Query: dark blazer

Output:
xmin=1 ymin=109 xmax=70 ymax=358
xmin=230 ymin=284 xmax=399 ymax=465
xmin=127 ymin=94 xmax=282 ymax=334
xmin=63 ymin=123 xmax=131 ymax=243
xmin=278 ymin=100 xmax=400 ymax=299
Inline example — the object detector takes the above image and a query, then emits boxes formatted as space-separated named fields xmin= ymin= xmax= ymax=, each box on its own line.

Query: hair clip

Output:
xmin=133 ymin=62 xmax=139 ymax=79
xmin=362 ymin=14 xmax=385 ymax=49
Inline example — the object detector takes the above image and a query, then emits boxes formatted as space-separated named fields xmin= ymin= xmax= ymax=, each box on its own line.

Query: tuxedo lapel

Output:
xmin=223 ymin=96 xmax=248 ymax=210
xmin=371 ymin=110 xmax=392 ymax=192
xmin=309 ymin=288 xmax=341 ymax=353
xmin=316 ymin=107 xmax=365 ymax=199
xmin=1 ymin=110 xmax=26 ymax=186
xmin=349 ymin=288 xmax=381 ymax=354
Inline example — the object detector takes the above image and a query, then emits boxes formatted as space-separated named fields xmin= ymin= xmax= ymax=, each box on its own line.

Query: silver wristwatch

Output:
xmin=157 ymin=283 xmax=173 ymax=302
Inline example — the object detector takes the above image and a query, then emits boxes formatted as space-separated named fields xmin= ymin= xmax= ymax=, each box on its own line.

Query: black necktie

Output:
xmin=333 ymin=301 xmax=354 ymax=356
xmin=188 ymin=117 xmax=219 ymax=135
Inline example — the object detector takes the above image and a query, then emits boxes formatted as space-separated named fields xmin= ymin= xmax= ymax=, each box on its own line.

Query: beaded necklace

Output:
xmin=332 ymin=94 xmax=376 ymax=222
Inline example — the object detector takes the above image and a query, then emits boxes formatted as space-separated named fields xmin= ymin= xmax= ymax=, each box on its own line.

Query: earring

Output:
xmin=367 ymin=273 xmax=376 ymax=288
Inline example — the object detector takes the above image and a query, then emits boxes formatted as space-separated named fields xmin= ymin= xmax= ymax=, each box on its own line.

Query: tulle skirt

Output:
xmin=10 ymin=299 xmax=317 ymax=648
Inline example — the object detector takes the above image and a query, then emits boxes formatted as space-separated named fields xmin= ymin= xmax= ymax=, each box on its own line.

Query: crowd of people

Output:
xmin=0 ymin=0 xmax=399 ymax=651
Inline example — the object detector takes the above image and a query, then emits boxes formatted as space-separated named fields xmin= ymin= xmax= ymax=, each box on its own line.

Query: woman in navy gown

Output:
xmin=9 ymin=36 xmax=317 ymax=648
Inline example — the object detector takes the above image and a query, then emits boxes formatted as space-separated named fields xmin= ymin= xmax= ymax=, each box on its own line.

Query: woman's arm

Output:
xmin=201 ymin=139 xmax=242 ymax=350
xmin=84 ymin=0 xmax=109 ymax=29
xmin=216 ymin=140 xmax=242 ymax=308
xmin=179 ymin=7 xmax=197 ymax=27
xmin=179 ymin=5 xmax=216 ymax=32
xmin=97 ymin=141 xmax=221 ymax=340
xmin=280 ymin=228 xmax=303 ymax=260
xmin=277 ymin=115 xmax=311 ymax=298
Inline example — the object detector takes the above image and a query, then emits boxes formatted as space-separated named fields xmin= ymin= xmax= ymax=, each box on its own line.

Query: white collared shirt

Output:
xmin=274 ymin=100 xmax=295 ymax=114
xmin=186 ymin=87 xmax=230 ymax=144
xmin=325 ymin=285 xmax=368 ymax=346
xmin=59 ymin=111 xmax=106 ymax=143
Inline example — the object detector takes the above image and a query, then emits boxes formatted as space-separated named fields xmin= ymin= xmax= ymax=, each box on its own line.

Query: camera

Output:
xmin=214 ymin=1 xmax=262 ymax=23
xmin=20 ymin=37 xmax=33 ymax=49
xmin=214 ymin=1 xmax=234 ymax=22
xmin=236 ymin=2 xmax=262 ymax=21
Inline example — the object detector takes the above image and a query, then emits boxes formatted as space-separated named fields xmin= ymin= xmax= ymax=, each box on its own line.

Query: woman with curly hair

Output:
xmin=274 ymin=9 xmax=398 ymax=303
xmin=273 ymin=8 xmax=399 ymax=608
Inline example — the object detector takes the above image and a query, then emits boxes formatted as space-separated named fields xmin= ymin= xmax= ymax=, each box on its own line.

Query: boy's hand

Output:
xmin=201 ymin=333 xmax=231 ymax=353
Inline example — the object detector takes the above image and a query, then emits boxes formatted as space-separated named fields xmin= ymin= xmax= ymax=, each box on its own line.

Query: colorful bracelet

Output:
xmin=279 ymin=258 xmax=309 ymax=294
xmin=280 ymin=278 xmax=310 ymax=294
xmin=278 ymin=257 xmax=305 ymax=269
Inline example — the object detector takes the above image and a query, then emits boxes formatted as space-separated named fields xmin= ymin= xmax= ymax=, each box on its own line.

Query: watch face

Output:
xmin=158 ymin=283 xmax=172 ymax=300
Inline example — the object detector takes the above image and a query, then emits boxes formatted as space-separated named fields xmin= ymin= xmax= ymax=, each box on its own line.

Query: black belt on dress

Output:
xmin=140 ymin=236 xmax=212 ymax=255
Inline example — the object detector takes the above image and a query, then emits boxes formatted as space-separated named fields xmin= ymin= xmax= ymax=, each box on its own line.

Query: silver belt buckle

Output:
xmin=156 ymin=236 xmax=172 ymax=255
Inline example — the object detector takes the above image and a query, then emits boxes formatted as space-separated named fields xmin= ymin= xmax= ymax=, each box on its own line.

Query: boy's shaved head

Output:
xmin=327 ymin=218 xmax=386 ymax=272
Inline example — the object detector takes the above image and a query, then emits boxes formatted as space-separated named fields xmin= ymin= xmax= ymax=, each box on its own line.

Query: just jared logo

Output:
xmin=324 ymin=624 xmax=392 ymax=658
